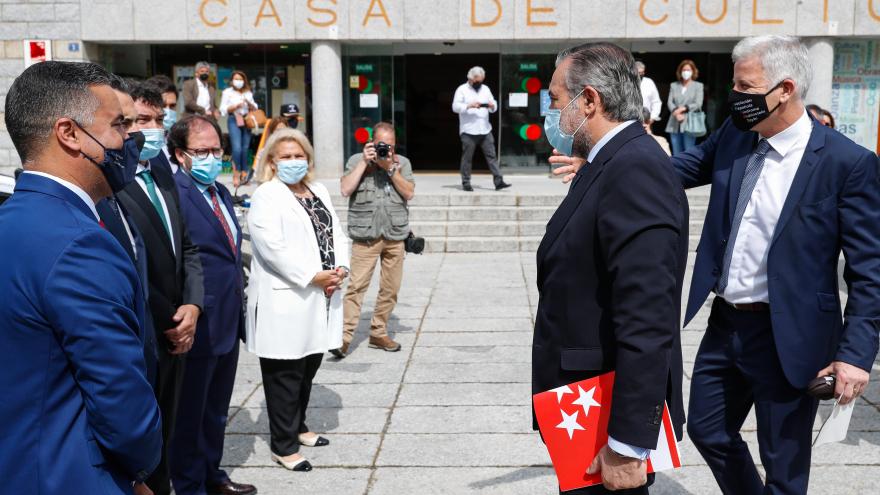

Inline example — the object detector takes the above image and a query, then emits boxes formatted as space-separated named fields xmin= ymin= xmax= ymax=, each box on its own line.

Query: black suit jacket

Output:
xmin=533 ymin=122 xmax=688 ymax=449
xmin=117 ymin=158 xmax=204 ymax=346
xmin=95 ymin=196 xmax=158 ymax=384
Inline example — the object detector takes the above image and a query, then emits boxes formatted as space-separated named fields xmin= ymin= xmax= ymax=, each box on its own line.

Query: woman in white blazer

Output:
xmin=246 ymin=129 xmax=350 ymax=472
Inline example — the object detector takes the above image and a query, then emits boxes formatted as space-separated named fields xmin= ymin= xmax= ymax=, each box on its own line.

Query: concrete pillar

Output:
xmin=310 ymin=41 xmax=344 ymax=179
xmin=806 ymin=38 xmax=834 ymax=110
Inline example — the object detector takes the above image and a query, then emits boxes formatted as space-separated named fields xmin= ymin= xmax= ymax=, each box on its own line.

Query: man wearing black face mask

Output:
xmin=182 ymin=61 xmax=219 ymax=121
xmin=0 ymin=61 xmax=162 ymax=493
xmin=280 ymin=103 xmax=301 ymax=129
xmin=670 ymin=36 xmax=880 ymax=495
xmin=452 ymin=66 xmax=510 ymax=192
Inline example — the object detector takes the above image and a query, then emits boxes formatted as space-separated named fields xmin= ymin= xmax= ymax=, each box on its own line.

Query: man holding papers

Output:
xmin=533 ymin=42 xmax=689 ymax=493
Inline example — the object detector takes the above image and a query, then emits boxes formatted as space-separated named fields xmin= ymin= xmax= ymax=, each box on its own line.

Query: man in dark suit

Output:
xmin=182 ymin=61 xmax=219 ymax=121
xmin=0 ymin=61 xmax=162 ymax=493
xmin=167 ymin=115 xmax=256 ymax=495
xmin=117 ymin=82 xmax=205 ymax=495
xmin=96 ymin=78 xmax=159 ymax=386
xmin=673 ymin=35 xmax=880 ymax=494
xmin=533 ymin=42 xmax=688 ymax=494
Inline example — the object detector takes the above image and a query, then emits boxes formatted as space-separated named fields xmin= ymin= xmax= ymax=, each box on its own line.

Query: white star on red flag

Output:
xmin=555 ymin=409 xmax=585 ymax=440
xmin=571 ymin=385 xmax=601 ymax=417
xmin=550 ymin=384 xmax=573 ymax=402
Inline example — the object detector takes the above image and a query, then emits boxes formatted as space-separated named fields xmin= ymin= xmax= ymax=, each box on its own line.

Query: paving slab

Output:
xmin=420 ymin=317 xmax=534 ymax=333
xmin=417 ymin=331 xmax=533 ymax=347
xmin=375 ymin=433 xmax=549 ymax=467
xmin=229 ymin=406 xmax=390 ymax=435
xmin=369 ymin=467 xmax=556 ymax=494
xmin=409 ymin=345 xmax=531 ymax=364
xmin=225 ymin=467 xmax=372 ymax=495
xmin=222 ymin=433 xmax=381 ymax=468
xmin=388 ymin=406 xmax=531 ymax=434
xmin=404 ymin=362 xmax=531 ymax=384
xmin=396 ymin=382 xmax=532 ymax=407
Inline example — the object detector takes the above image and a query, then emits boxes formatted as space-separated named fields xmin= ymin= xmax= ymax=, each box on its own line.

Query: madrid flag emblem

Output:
xmin=533 ymin=371 xmax=681 ymax=492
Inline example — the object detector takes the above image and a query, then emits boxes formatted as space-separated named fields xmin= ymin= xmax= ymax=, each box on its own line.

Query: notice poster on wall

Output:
xmin=509 ymin=92 xmax=528 ymax=108
xmin=831 ymin=41 xmax=880 ymax=153
xmin=359 ymin=93 xmax=379 ymax=109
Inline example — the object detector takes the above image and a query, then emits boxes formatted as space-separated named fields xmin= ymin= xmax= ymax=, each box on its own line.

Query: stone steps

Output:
xmin=330 ymin=187 xmax=711 ymax=253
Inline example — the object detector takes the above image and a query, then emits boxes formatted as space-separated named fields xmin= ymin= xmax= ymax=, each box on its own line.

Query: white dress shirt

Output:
xmin=587 ymin=120 xmax=638 ymax=164
xmin=640 ymin=76 xmax=662 ymax=122
xmin=24 ymin=171 xmax=99 ymax=220
xmin=196 ymin=79 xmax=212 ymax=112
xmin=721 ymin=110 xmax=813 ymax=304
xmin=135 ymin=162 xmax=176 ymax=255
xmin=219 ymin=88 xmax=258 ymax=117
xmin=452 ymin=82 xmax=497 ymax=136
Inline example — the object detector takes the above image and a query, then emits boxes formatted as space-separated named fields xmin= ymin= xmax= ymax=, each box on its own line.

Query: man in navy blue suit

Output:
xmin=672 ymin=36 xmax=880 ymax=494
xmin=166 ymin=115 xmax=256 ymax=495
xmin=0 ymin=61 xmax=162 ymax=493
xmin=533 ymin=42 xmax=688 ymax=494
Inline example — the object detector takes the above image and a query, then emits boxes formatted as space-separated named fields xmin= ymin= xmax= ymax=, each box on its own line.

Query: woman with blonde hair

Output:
xmin=246 ymin=129 xmax=350 ymax=472
xmin=665 ymin=59 xmax=705 ymax=154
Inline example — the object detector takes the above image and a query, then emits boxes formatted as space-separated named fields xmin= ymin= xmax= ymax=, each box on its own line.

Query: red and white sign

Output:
xmin=533 ymin=371 xmax=681 ymax=492
xmin=24 ymin=40 xmax=52 ymax=67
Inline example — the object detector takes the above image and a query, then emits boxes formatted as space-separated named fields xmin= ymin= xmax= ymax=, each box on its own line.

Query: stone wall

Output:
xmin=0 ymin=0 xmax=84 ymax=174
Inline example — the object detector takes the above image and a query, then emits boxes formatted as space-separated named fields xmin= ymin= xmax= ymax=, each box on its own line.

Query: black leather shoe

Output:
xmin=495 ymin=182 xmax=512 ymax=191
xmin=206 ymin=480 xmax=257 ymax=495
xmin=462 ymin=184 xmax=474 ymax=192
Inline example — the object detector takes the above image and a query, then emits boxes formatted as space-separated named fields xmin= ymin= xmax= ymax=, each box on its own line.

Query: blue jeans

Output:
xmin=669 ymin=132 xmax=696 ymax=155
xmin=227 ymin=115 xmax=252 ymax=173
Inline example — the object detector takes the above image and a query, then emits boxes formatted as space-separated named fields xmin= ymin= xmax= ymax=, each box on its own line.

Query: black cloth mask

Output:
xmin=199 ymin=73 xmax=209 ymax=82
xmin=727 ymin=82 xmax=783 ymax=131
xmin=471 ymin=82 xmax=482 ymax=92
xmin=78 ymin=124 xmax=141 ymax=193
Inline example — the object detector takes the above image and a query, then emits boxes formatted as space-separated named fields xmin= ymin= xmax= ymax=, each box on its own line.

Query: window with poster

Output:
xmin=499 ymin=52 xmax=556 ymax=172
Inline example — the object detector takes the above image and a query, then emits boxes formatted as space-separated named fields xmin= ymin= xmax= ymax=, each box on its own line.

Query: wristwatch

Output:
xmin=387 ymin=163 xmax=399 ymax=177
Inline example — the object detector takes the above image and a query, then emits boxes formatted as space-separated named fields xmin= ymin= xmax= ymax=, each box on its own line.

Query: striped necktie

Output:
xmin=718 ymin=139 xmax=773 ymax=293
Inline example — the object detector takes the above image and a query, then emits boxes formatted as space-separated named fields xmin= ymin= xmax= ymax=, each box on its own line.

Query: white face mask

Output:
xmin=681 ymin=70 xmax=693 ymax=81
xmin=232 ymin=79 xmax=244 ymax=89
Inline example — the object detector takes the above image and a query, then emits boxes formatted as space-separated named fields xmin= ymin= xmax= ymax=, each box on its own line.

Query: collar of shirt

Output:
xmin=761 ymin=110 xmax=812 ymax=158
xmin=194 ymin=180 xmax=215 ymax=197
xmin=24 ymin=170 xmax=100 ymax=220
xmin=587 ymin=120 xmax=637 ymax=163
xmin=136 ymin=162 xmax=151 ymax=175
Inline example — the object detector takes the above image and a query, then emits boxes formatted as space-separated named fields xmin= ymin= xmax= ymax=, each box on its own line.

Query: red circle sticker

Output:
xmin=354 ymin=127 xmax=371 ymax=144
xmin=526 ymin=124 xmax=542 ymax=140
xmin=525 ymin=77 xmax=542 ymax=94
xmin=358 ymin=75 xmax=370 ymax=92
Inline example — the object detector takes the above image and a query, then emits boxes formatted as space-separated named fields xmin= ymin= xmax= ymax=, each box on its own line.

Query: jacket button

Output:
xmin=712 ymin=267 xmax=720 ymax=276
xmin=721 ymin=238 xmax=727 ymax=245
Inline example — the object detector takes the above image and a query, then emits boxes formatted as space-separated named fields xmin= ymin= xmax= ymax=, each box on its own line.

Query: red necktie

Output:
xmin=99 ymin=219 xmax=106 ymax=229
xmin=208 ymin=186 xmax=236 ymax=254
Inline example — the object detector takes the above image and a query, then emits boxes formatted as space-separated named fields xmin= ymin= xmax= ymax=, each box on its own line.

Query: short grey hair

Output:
xmin=634 ymin=61 xmax=646 ymax=72
xmin=555 ymin=42 xmax=643 ymax=123
xmin=4 ymin=61 xmax=114 ymax=163
xmin=195 ymin=61 xmax=211 ymax=72
xmin=467 ymin=66 xmax=485 ymax=81
xmin=732 ymin=35 xmax=812 ymax=99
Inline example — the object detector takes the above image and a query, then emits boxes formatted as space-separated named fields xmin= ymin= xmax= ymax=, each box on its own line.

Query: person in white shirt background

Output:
xmin=635 ymin=61 xmax=662 ymax=126
xmin=452 ymin=66 xmax=511 ymax=192
xmin=220 ymin=70 xmax=258 ymax=187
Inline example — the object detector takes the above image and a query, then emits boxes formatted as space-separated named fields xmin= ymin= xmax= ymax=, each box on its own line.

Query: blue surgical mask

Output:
xmin=543 ymin=89 xmax=587 ymax=157
xmin=139 ymin=128 xmax=165 ymax=161
xmin=163 ymin=108 xmax=177 ymax=132
xmin=187 ymin=154 xmax=222 ymax=185
xmin=276 ymin=159 xmax=309 ymax=185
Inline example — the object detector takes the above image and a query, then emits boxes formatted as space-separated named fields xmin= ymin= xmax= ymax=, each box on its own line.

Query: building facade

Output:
xmin=0 ymin=0 xmax=878 ymax=177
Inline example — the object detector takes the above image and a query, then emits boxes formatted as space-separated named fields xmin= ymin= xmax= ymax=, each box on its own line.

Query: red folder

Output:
xmin=533 ymin=371 xmax=681 ymax=492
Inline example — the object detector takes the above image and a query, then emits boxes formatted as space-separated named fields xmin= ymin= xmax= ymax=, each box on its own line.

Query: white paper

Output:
xmin=813 ymin=398 xmax=855 ymax=446
xmin=509 ymin=92 xmax=528 ymax=108
xmin=359 ymin=93 xmax=379 ymax=109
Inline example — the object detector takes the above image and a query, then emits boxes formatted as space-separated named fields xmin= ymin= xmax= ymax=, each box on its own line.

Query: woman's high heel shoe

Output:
xmin=298 ymin=434 xmax=330 ymax=447
xmin=271 ymin=453 xmax=312 ymax=472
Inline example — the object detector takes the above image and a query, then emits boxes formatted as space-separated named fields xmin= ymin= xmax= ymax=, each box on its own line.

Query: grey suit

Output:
xmin=665 ymin=81 xmax=704 ymax=134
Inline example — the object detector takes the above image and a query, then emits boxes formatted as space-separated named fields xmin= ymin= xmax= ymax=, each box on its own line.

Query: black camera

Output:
xmin=404 ymin=232 xmax=425 ymax=255
xmin=375 ymin=141 xmax=392 ymax=159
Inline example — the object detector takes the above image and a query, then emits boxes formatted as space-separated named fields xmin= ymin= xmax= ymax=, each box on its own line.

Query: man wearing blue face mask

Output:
xmin=166 ymin=115 xmax=256 ymax=495
xmin=533 ymin=42 xmax=688 ymax=494
xmin=146 ymin=75 xmax=180 ymax=171
xmin=117 ymin=81 xmax=206 ymax=495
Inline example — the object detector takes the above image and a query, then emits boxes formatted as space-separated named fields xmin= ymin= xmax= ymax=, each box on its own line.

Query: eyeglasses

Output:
xmin=186 ymin=148 xmax=223 ymax=160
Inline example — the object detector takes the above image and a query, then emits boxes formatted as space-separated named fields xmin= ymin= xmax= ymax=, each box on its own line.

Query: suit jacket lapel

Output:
xmin=537 ymin=163 xmax=604 ymax=264
xmin=183 ymin=178 xmax=237 ymax=260
xmin=770 ymin=124 xmax=824 ymax=247
xmin=121 ymin=183 xmax=175 ymax=257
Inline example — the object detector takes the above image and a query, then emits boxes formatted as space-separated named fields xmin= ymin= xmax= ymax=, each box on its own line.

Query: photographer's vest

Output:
xmin=347 ymin=159 xmax=410 ymax=242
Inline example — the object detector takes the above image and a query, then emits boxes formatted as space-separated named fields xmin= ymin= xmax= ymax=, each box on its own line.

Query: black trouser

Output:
xmin=146 ymin=346 xmax=186 ymax=495
xmin=259 ymin=353 xmax=324 ymax=456
xmin=561 ymin=474 xmax=654 ymax=494
xmin=460 ymin=132 xmax=503 ymax=187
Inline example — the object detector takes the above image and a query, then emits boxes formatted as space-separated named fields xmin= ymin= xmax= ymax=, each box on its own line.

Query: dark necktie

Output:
xmin=208 ymin=186 xmax=236 ymax=254
xmin=718 ymin=139 xmax=773 ymax=293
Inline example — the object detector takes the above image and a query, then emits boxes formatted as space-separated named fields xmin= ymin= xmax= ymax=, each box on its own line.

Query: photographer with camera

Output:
xmin=337 ymin=122 xmax=416 ymax=358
